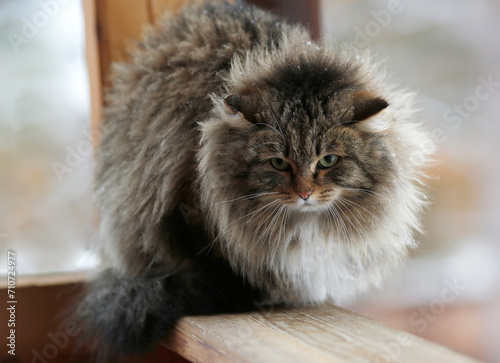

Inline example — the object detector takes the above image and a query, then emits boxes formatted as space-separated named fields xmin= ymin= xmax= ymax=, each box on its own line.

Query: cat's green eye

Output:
xmin=318 ymin=155 xmax=339 ymax=169
xmin=270 ymin=158 xmax=290 ymax=171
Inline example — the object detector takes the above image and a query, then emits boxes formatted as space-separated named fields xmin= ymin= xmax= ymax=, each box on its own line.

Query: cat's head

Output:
xmin=200 ymin=53 xmax=395 ymax=217
xmin=216 ymin=88 xmax=389 ymax=213
xmin=196 ymin=28 xmax=433 ymax=305
xmin=198 ymin=34 xmax=431 ymax=261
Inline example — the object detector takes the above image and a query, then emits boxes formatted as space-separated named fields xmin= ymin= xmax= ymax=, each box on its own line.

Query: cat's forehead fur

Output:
xmin=218 ymin=31 xmax=383 ymax=165
xmin=229 ymin=33 xmax=381 ymax=116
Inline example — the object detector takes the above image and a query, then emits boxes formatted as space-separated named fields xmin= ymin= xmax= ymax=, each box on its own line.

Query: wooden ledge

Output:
xmin=163 ymin=304 xmax=482 ymax=363
xmin=0 ymin=270 xmax=90 ymax=289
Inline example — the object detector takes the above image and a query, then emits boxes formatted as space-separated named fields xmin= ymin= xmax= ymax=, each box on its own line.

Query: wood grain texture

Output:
xmin=150 ymin=0 xmax=235 ymax=24
xmin=163 ymin=304 xmax=482 ymax=363
xmin=84 ymin=0 xmax=192 ymax=143
xmin=82 ymin=0 xmax=102 ymax=144
xmin=92 ymin=0 xmax=196 ymax=85
xmin=94 ymin=0 xmax=150 ymax=84
xmin=0 ymin=270 xmax=89 ymax=289
xmin=150 ymin=0 xmax=189 ymax=23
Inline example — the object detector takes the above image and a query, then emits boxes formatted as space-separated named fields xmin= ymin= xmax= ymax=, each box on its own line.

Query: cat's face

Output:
xmin=246 ymin=120 xmax=370 ymax=212
xmin=215 ymin=88 xmax=392 ymax=216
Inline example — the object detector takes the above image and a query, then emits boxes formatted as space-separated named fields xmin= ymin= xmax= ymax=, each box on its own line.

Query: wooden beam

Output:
xmin=150 ymin=0 xmax=190 ymax=23
xmin=0 ymin=271 xmax=90 ymax=289
xmin=84 ymin=0 xmax=191 ymax=144
xmin=83 ymin=0 xmax=102 ymax=144
xmin=94 ymin=0 xmax=151 ymax=86
xmin=91 ymin=0 xmax=197 ymax=88
xmin=163 ymin=304 xmax=481 ymax=363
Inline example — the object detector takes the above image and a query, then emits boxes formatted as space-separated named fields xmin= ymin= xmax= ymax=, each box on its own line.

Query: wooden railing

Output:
xmin=163 ymin=305 xmax=480 ymax=362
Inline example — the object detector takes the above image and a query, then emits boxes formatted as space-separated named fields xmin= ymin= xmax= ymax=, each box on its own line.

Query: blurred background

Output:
xmin=0 ymin=0 xmax=96 ymax=274
xmin=0 ymin=0 xmax=499 ymax=361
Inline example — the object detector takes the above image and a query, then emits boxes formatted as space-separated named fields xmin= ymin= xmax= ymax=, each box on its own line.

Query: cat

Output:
xmin=81 ymin=0 xmax=434 ymax=357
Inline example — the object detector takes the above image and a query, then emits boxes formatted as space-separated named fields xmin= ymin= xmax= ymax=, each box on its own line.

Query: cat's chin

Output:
xmin=290 ymin=201 xmax=329 ymax=213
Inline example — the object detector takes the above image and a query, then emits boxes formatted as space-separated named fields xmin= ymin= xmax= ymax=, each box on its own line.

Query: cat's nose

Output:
xmin=297 ymin=190 xmax=312 ymax=200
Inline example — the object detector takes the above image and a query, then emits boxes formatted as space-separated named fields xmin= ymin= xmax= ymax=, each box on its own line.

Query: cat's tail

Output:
xmin=76 ymin=268 xmax=186 ymax=358
xmin=75 ymin=263 xmax=261 ymax=359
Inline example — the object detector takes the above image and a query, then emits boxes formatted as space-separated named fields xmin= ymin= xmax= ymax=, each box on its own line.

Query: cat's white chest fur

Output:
xmin=272 ymin=215 xmax=358 ymax=305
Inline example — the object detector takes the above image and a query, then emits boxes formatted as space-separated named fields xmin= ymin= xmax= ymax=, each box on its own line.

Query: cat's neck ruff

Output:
xmin=220 ymin=208 xmax=405 ymax=306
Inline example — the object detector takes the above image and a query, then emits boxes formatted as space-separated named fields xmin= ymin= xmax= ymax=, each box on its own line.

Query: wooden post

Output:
xmin=83 ymin=0 xmax=102 ymax=144
xmin=83 ymin=0 xmax=190 ymax=144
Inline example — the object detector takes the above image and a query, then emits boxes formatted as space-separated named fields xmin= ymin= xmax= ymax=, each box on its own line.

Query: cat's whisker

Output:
xmin=277 ymin=205 xmax=287 ymax=248
xmin=211 ymin=192 xmax=279 ymax=206
xmin=199 ymin=199 xmax=283 ymax=255
xmin=336 ymin=198 xmax=374 ymax=259
xmin=268 ymin=204 xmax=288 ymax=266
xmin=334 ymin=200 xmax=364 ymax=242
xmin=340 ymin=187 xmax=384 ymax=199
xmin=325 ymin=204 xmax=338 ymax=238
xmin=250 ymin=203 xmax=281 ymax=237
xmin=337 ymin=196 xmax=392 ymax=240
xmin=329 ymin=202 xmax=351 ymax=246
xmin=247 ymin=202 xmax=284 ymax=256
xmin=328 ymin=204 xmax=344 ymax=239
xmin=258 ymin=203 xmax=286 ymax=245
xmin=337 ymin=196 xmax=386 ymax=229
xmin=326 ymin=206 xmax=344 ymax=262
xmin=335 ymin=197 xmax=370 ymax=243
xmin=238 ymin=200 xmax=287 ymax=258
xmin=242 ymin=199 xmax=284 ymax=227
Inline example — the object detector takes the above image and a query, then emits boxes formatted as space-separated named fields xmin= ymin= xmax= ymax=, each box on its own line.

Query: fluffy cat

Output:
xmin=83 ymin=0 xmax=434 ymax=357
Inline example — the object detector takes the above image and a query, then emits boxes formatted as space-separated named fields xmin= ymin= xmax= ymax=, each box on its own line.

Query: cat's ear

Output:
xmin=352 ymin=91 xmax=389 ymax=122
xmin=223 ymin=94 xmax=258 ymax=123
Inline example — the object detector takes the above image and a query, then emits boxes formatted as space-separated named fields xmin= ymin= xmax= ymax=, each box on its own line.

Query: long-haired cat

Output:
xmin=82 ymin=0 xmax=434 ymax=357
